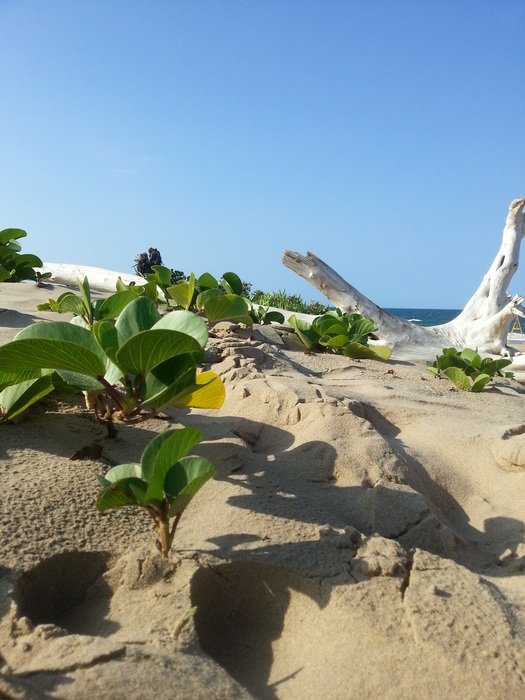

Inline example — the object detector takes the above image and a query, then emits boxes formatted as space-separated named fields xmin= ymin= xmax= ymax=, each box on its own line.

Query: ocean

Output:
xmin=385 ymin=308 xmax=461 ymax=326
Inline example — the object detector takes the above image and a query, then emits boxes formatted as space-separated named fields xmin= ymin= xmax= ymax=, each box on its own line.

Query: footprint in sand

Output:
xmin=493 ymin=425 xmax=525 ymax=472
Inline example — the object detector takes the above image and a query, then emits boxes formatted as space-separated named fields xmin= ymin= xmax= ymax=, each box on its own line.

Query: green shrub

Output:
xmin=427 ymin=347 xmax=513 ymax=391
xmin=288 ymin=309 xmax=391 ymax=361
xmin=0 ymin=296 xmax=224 ymax=435
xmin=0 ymin=228 xmax=45 ymax=283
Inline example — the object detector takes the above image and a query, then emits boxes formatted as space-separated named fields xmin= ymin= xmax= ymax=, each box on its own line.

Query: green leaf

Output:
xmin=195 ymin=287 xmax=221 ymax=311
xmin=96 ymin=477 xmax=148 ymax=511
xmin=288 ymin=315 xmax=319 ymax=351
xmin=167 ymin=273 xmax=195 ymax=310
xmin=152 ymin=309 xmax=208 ymax=348
xmin=319 ymin=334 xmax=349 ymax=349
xmin=114 ymin=296 xmax=160 ymax=345
xmin=0 ymin=228 xmax=27 ymax=245
xmin=53 ymin=292 xmax=87 ymax=317
xmin=221 ymin=272 xmax=244 ymax=296
xmin=0 ymin=368 xmax=42 ymax=392
xmin=342 ymin=342 xmax=392 ymax=360
xmin=470 ymin=374 xmax=492 ymax=392
xmin=115 ymin=329 xmax=201 ymax=374
xmin=165 ymin=456 xmax=215 ymax=516
xmin=443 ymin=366 xmax=472 ymax=391
xmin=56 ymin=370 xmax=104 ymax=391
xmin=11 ymin=253 xmax=43 ymax=269
xmin=96 ymin=289 xmax=141 ymax=320
xmin=149 ymin=265 xmax=172 ymax=287
xmin=93 ymin=320 xmax=119 ymax=359
xmin=196 ymin=272 xmax=218 ymax=290
xmin=203 ymin=293 xmax=252 ymax=323
xmin=349 ymin=318 xmax=376 ymax=337
xmin=142 ymin=428 xmax=203 ymax=502
xmin=141 ymin=354 xmax=197 ymax=410
xmin=102 ymin=462 xmax=144 ymax=483
xmin=262 ymin=310 xmax=285 ymax=324
xmin=0 ymin=338 xmax=106 ymax=377
xmin=0 ymin=375 xmax=55 ymax=422
xmin=460 ymin=348 xmax=481 ymax=369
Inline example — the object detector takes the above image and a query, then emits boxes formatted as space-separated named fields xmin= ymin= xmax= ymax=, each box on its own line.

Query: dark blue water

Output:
xmin=385 ymin=308 xmax=461 ymax=326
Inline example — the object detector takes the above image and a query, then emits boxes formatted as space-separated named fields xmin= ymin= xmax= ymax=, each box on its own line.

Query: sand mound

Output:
xmin=1 ymin=283 xmax=525 ymax=698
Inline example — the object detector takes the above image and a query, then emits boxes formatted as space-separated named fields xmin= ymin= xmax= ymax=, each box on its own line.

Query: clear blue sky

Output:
xmin=2 ymin=0 xmax=524 ymax=307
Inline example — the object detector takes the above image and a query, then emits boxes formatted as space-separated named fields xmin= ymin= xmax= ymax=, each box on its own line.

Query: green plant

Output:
xmin=97 ymin=427 xmax=214 ymax=557
xmin=249 ymin=289 xmax=329 ymax=315
xmin=288 ymin=309 xmax=392 ymax=360
xmin=167 ymin=270 xmax=254 ymax=324
xmin=0 ymin=228 xmax=44 ymax=283
xmin=248 ymin=304 xmax=285 ymax=325
xmin=427 ymin=347 xmax=513 ymax=391
xmin=37 ymin=276 xmax=142 ymax=327
xmin=0 ymin=296 xmax=224 ymax=436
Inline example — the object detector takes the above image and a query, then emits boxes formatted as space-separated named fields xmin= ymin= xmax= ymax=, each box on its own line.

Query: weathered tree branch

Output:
xmin=283 ymin=198 xmax=525 ymax=361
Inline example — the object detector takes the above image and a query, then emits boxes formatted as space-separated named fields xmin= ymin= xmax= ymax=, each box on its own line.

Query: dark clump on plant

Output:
xmin=134 ymin=247 xmax=163 ymax=277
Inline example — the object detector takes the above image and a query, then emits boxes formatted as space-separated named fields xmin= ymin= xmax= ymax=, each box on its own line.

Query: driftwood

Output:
xmin=283 ymin=198 xmax=525 ymax=361
xmin=39 ymin=263 xmax=145 ymax=291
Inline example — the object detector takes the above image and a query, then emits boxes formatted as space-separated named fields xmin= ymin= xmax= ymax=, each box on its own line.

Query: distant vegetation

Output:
xmin=134 ymin=247 xmax=330 ymax=316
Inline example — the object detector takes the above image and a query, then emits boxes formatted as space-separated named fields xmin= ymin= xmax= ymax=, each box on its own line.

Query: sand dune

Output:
xmin=1 ymin=282 xmax=524 ymax=699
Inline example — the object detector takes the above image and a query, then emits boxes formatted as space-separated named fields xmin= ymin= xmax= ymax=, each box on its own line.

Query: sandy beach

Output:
xmin=1 ymin=281 xmax=525 ymax=699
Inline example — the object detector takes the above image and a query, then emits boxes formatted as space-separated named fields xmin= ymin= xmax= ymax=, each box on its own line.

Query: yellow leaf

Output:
xmin=172 ymin=371 xmax=225 ymax=409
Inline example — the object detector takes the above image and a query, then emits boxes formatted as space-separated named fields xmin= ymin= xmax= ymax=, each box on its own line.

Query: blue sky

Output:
xmin=2 ymin=0 xmax=524 ymax=307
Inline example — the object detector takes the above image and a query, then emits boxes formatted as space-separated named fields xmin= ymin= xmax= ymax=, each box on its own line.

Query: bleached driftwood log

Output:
xmin=39 ymin=263 xmax=145 ymax=291
xmin=283 ymin=198 xmax=525 ymax=362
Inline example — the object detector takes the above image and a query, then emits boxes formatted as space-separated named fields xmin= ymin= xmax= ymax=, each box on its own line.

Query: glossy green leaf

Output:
xmin=96 ymin=477 xmax=148 ymax=511
xmin=167 ymin=274 xmax=195 ymax=310
xmin=0 ymin=368 xmax=42 ymax=392
xmin=221 ymin=272 xmax=244 ymax=296
xmin=114 ymin=296 xmax=161 ymax=345
xmin=152 ymin=309 xmax=208 ymax=348
xmin=55 ymin=368 xmax=103 ymax=391
xmin=141 ymin=354 xmax=196 ymax=410
xmin=470 ymin=374 xmax=492 ymax=392
xmin=0 ymin=375 xmax=55 ymax=422
xmin=96 ymin=289 xmax=141 ymax=320
xmin=115 ymin=329 xmax=201 ymax=374
xmin=101 ymin=462 xmax=144 ymax=483
xmin=0 ymin=228 xmax=27 ymax=245
xmin=196 ymin=272 xmax=218 ymax=290
xmin=262 ymin=310 xmax=285 ymax=324
xmin=141 ymin=428 xmax=203 ymax=500
xmin=443 ymin=367 xmax=471 ymax=391
xmin=288 ymin=315 xmax=319 ymax=351
xmin=0 ymin=338 xmax=106 ymax=376
xmin=54 ymin=293 xmax=87 ymax=317
xmin=93 ymin=320 xmax=119 ymax=359
xmin=11 ymin=253 xmax=43 ymax=269
xmin=319 ymin=334 xmax=349 ymax=349
xmin=203 ymin=294 xmax=252 ymax=323
xmin=165 ymin=456 xmax=215 ymax=516
xmin=149 ymin=265 xmax=172 ymax=287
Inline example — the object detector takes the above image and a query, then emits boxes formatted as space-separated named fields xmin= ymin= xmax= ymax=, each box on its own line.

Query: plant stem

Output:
xmin=96 ymin=376 xmax=125 ymax=410
xmin=157 ymin=515 xmax=171 ymax=558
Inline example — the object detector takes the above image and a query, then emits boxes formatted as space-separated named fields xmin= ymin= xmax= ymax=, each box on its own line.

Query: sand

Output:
xmin=1 ymin=281 xmax=525 ymax=699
